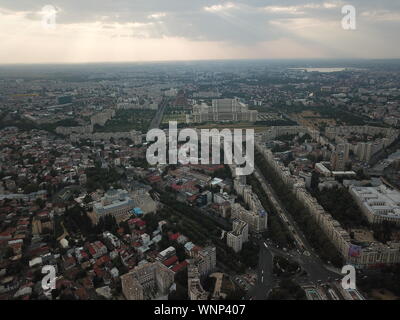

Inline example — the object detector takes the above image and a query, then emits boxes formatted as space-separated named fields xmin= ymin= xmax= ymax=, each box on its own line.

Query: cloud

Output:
xmin=360 ymin=10 xmax=400 ymax=21
xmin=263 ymin=6 xmax=305 ymax=15
xmin=204 ymin=2 xmax=238 ymax=13
xmin=0 ymin=0 xmax=399 ymax=62
xmin=148 ymin=12 xmax=166 ymax=20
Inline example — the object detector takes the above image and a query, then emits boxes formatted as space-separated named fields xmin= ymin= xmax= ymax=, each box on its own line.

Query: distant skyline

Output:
xmin=1 ymin=0 xmax=400 ymax=64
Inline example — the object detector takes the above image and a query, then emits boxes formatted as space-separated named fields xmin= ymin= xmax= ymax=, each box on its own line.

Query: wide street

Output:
xmin=250 ymin=241 xmax=275 ymax=300
xmin=248 ymin=166 xmax=342 ymax=299
xmin=148 ymin=97 xmax=168 ymax=130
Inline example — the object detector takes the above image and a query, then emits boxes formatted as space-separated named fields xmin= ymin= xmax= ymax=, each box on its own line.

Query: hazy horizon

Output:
xmin=1 ymin=57 xmax=400 ymax=67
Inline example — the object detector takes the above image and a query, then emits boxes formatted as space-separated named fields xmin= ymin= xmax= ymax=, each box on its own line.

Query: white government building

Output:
xmin=190 ymin=98 xmax=258 ymax=123
xmin=94 ymin=188 xmax=135 ymax=222
xmin=350 ymin=185 xmax=400 ymax=225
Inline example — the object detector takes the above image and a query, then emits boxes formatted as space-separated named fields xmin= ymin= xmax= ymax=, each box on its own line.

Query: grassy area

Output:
xmin=162 ymin=113 xmax=187 ymax=124
xmin=285 ymin=105 xmax=368 ymax=127
xmin=94 ymin=109 xmax=156 ymax=133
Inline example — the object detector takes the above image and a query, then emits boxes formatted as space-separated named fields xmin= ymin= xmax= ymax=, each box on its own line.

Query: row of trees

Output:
xmin=255 ymin=150 xmax=344 ymax=267
xmin=247 ymin=174 xmax=295 ymax=249
xmin=313 ymin=187 xmax=368 ymax=229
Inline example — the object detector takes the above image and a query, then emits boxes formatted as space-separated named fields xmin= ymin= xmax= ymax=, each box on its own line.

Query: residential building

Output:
xmin=227 ymin=219 xmax=249 ymax=253
xmin=121 ymin=261 xmax=174 ymax=300
xmin=187 ymin=264 xmax=208 ymax=300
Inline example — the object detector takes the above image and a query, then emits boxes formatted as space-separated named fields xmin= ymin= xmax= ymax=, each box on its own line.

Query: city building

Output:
xmin=190 ymin=98 xmax=257 ymax=123
xmin=69 ymin=130 xmax=142 ymax=144
xmin=121 ymin=261 xmax=175 ymax=300
xmin=195 ymin=246 xmax=216 ymax=277
xmin=231 ymin=203 xmax=268 ymax=233
xmin=93 ymin=188 xmax=135 ymax=222
xmin=256 ymin=140 xmax=400 ymax=268
xmin=187 ymin=264 xmax=208 ymax=300
xmin=330 ymin=144 xmax=349 ymax=171
xmin=157 ymin=246 xmax=176 ymax=261
xmin=349 ymin=185 xmax=400 ymax=225
xmin=325 ymin=126 xmax=399 ymax=163
xmin=227 ymin=219 xmax=249 ymax=253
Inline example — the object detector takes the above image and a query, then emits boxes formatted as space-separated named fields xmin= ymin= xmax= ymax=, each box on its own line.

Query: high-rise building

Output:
xmin=196 ymin=246 xmax=216 ymax=277
xmin=355 ymin=142 xmax=373 ymax=162
xmin=187 ymin=264 xmax=208 ymax=300
xmin=227 ymin=219 xmax=249 ymax=252
xmin=231 ymin=203 xmax=268 ymax=233
xmin=121 ymin=261 xmax=174 ymax=300
xmin=330 ymin=143 xmax=349 ymax=171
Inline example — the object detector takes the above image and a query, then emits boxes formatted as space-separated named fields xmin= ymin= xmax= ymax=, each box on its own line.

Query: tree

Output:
xmin=83 ymin=194 xmax=93 ymax=204
xmin=175 ymin=244 xmax=187 ymax=261
xmin=64 ymin=205 xmax=94 ymax=236
xmin=310 ymin=171 xmax=320 ymax=191
xmin=35 ymin=198 xmax=45 ymax=209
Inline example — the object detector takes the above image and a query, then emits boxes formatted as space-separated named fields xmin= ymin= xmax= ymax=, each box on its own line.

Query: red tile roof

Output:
xmin=95 ymin=255 xmax=110 ymax=266
xmin=169 ymin=233 xmax=180 ymax=241
xmin=162 ymin=255 xmax=178 ymax=267
xmin=148 ymin=175 xmax=161 ymax=183
xmin=171 ymin=260 xmax=188 ymax=273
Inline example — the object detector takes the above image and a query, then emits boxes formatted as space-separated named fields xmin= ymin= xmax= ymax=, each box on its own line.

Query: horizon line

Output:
xmin=2 ymin=57 xmax=400 ymax=67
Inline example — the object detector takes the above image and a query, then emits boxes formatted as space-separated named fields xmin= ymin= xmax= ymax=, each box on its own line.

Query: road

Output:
xmin=248 ymin=240 xmax=341 ymax=299
xmin=250 ymin=166 xmax=342 ymax=298
xmin=250 ymin=241 xmax=275 ymax=300
xmin=253 ymin=166 xmax=309 ymax=251
xmin=148 ymin=98 xmax=168 ymax=130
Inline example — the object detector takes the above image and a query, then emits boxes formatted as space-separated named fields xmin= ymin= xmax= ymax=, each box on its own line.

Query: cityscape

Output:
xmin=1 ymin=0 xmax=400 ymax=311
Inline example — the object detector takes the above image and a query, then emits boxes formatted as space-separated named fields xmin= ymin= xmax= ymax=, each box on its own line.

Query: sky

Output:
xmin=0 ymin=0 xmax=400 ymax=64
